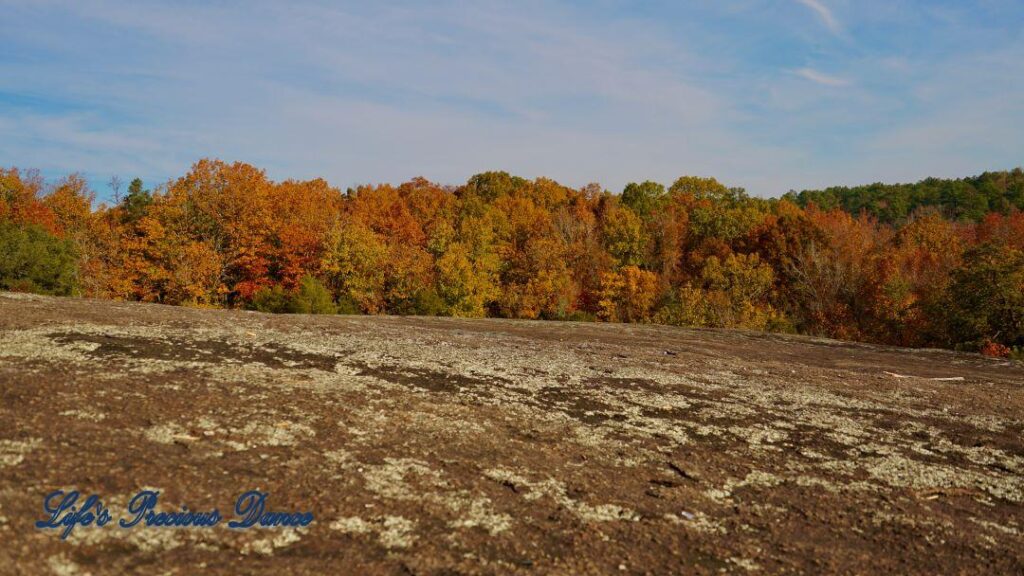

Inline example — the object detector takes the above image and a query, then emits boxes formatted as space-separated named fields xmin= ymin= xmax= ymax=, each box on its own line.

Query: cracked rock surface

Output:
xmin=0 ymin=292 xmax=1022 ymax=574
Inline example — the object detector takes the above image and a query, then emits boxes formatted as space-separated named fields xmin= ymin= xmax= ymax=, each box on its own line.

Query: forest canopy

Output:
xmin=2 ymin=162 xmax=1023 ymax=358
xmin=784 ymin=169 xmax=1024 ymax=224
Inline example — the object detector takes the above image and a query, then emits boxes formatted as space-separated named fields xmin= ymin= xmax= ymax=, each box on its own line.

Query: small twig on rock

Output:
xmin=667 ymin=461 xmax=700 ymax=482
xmin=884 ymin=371 xmax=965 ymax=382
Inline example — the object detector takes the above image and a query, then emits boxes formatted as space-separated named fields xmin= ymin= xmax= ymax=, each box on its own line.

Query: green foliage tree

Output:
xmin=788 ymin=170 xmax=1024 ymax=224
xmin=462 ymin=171 xmax=530 ymax=203
xmin=0 ymin=221 xmax=78 ymax=295
xmin=669 ymin=176 xmax=733 ymax=202
xmin=943 ymin=243 xmax=1024 ymax=349
xmin=120 ymin=178 xmax=153 ymax=224
xmin=621 ymin=181 xmax=665 ymax=220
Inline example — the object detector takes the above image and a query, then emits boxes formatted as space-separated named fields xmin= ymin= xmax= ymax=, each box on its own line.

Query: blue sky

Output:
xmin=1 ymin=0 xmax=1022 ymax=200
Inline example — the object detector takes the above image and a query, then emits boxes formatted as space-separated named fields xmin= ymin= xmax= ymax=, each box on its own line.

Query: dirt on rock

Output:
xmin=0 ymin=292 xmax=1022 ymax=575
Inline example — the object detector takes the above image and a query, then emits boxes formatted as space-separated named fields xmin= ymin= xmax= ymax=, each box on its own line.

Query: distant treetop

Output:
xmin=783 ymin=169 xmax=1024 ymax=223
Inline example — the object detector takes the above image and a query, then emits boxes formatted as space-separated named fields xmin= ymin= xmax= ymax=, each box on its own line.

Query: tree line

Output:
xmin=2 ymin=160 xmax=1022 ymax=358
xmin=785 ymin=169 xmax=1024 ymax=224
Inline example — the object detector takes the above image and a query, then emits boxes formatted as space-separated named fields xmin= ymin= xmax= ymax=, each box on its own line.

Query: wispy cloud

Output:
xmin=791 ymin=67 xmax=851 ymax=87
xmin=1 ymin=1 xmax=1023 ymax=198
xmin=795 ymin=0 xmax=841 ymax=34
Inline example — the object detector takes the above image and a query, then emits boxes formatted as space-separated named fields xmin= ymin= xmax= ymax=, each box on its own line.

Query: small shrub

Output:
xmin=291 ymin=275 xmax=336 ymax=315
xmin=249 ymin=285 xmax=292 ymax=314
xmin=388 ymin=288 xmax=447 ymax=316
xmin=1010 ymin=347 xmax=1024 ymax=362
xmin=335 ymin=293 xmax=360 ymax=315
xmin=765 ymin=314 xmax=797 ymax=334
xmin=249 ymin=277 xmax=337 ymax=315
xmin=566 ymin=310 xmax=597 ymax=322
xmin=413 ymin=288 xmax=446 ymax=316
xmin=980 ymin=340 xmax=1011 ymax=358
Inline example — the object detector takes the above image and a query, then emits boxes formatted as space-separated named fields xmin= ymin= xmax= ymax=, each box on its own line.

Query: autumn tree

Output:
xmin=290 ymin=275 xmax=337 ymax=314
xmin=869 ymin=211 xmax=965 ymax=345
xmin=552 ymin=191 xmax=610 ymax=315
xmin=433 ymin=205 xmax=501 ymax=317
xmin=493 ymin=192 xmax=576 ymax=318
xmin=976 ymin=210 xmax=1024 ymax=251
xmin=43 ymin=174 xmax=104 ymax=294
xmin=597 ymin=265 xmax=658 ymax=322
xmin=943 ymin=242 xmax=1024 ymax=349
xmin=323 ymin=219 xmax=388 ymax=314
xmin=599 ymin=196 xmax=647 ymax=269
xmin=157 ymin=160 xmax=276 ymax=302
xmin=783 ymin=208 xmax=886 ymax=339
xmin=270 ymin=178 xmax=344 ymax=289
xmin=654 ymin=253 xmax=785 ymax=331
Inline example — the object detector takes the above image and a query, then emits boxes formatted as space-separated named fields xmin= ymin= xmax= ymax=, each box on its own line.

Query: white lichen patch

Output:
xmin=119 ymin=526 xmax=187 ymax=553
xmin=46 ymin=554 xmax=83 ymax=576
xmin=729 ymin=556 xmax=761 ymax=571
xmin=330 ymin=516 xmax=372 ymax=534
xmin=0 ymin=328 xmax=99 ymax=363
xmin=358 ymin=458 xmax=513 ymax=535
xmin=731 ymin=425 xmax=787 ymax=446
xmin=142 ymin=423 xmax=193 ymax=445
xmin=59 ymin=409 xmax=107 ymax=422
xmin=362 ymin=458 xmax=446 ymax=500
xmin=332 ymin=515 xmax=418 ymax=549
xmin=862 ymin=455 xmax=1024 ymax=503
xmin=447 ymin=497 xmax=513 ymax=535
xmin=240 ymin=529 xmax=303 ymax=556
xmin=193 ymin=415 xmax=225 ymax=434
xmin=323 ymin=448 xmax=354 ymax=467
xmin=573 ymin=502 xmax=640 ymax=522
xmin=484 ymin=467 xmax=640 ymax=523
xmin=870 ymin=510 xmax=954 ymax=532
xmin=235 ymin=420 xmax=316 ymax=448
xmin=0 ymin=437 xmax=42 ymax=467
xmin=794 ymin=475 xmax=845 ymax=494
xmin=704 ymin=470 xmax=783 ymax=503
xmin=379 ymin=516 xmax=417 ymax=549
